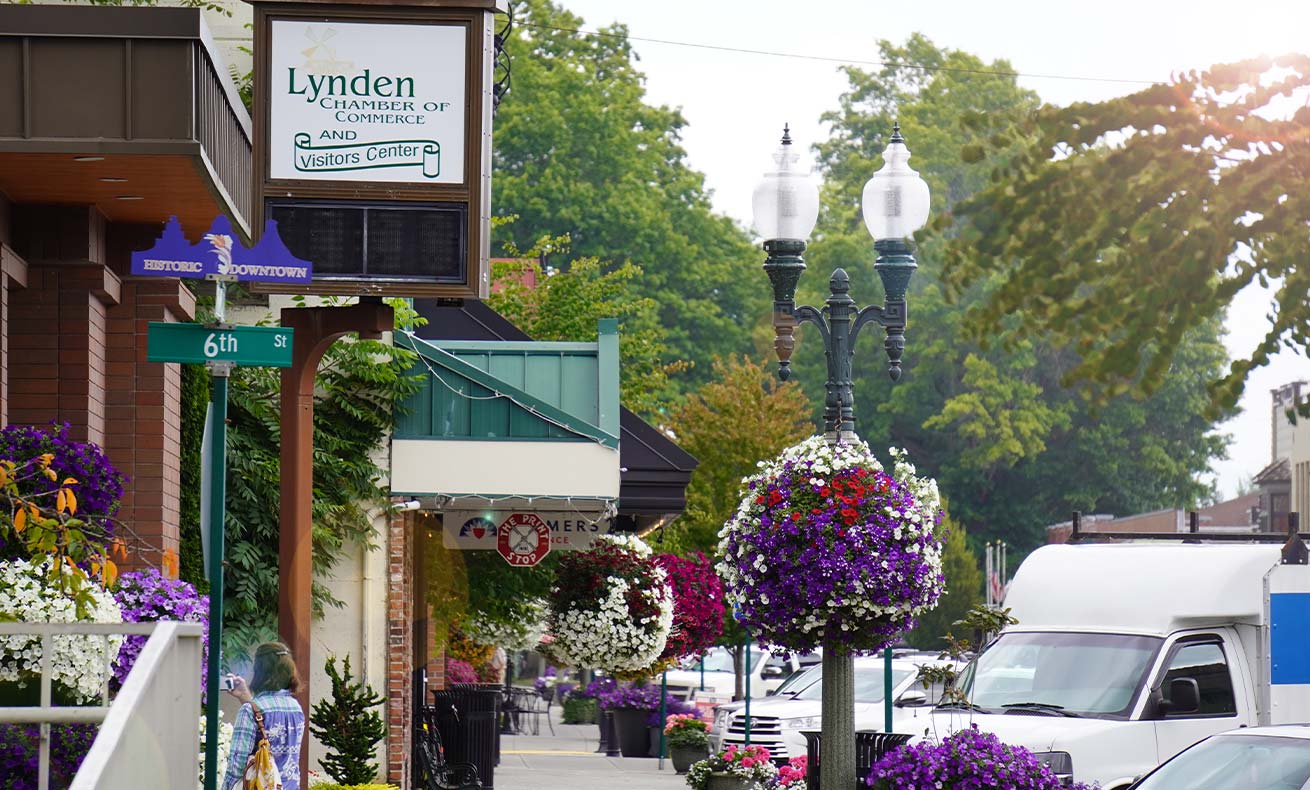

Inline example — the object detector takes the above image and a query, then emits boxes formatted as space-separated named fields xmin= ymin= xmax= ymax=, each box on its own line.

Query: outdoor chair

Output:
xmin=417 ymin=706 xmax=482 ymax=790
xmin=510 ymin=687 xmax=554 ymax=736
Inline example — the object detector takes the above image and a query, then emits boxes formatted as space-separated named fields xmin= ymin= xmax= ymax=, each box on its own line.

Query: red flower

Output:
xmin=768 ymin=490 xmax=783 ymax=506
xmin=790 ymin=512 xmax=802 ymax=522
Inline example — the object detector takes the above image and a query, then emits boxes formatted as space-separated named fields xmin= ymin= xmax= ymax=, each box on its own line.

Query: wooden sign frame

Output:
xmin=249 ymin=0 xmax=503 ymax=298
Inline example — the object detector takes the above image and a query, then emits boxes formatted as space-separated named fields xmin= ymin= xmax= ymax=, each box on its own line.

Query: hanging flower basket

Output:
xmin=460 ymin=598 xmax=548 ymax=652
xmin=546 ymin=534 xmax=673 ymax=672
xmin=718 ymin=436 xmax=945 ymax=655
xmin=654 ymin=553 xmax=724 ymax=662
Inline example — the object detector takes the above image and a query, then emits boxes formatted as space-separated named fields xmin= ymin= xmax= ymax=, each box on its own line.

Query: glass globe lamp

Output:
xmin=861 ymin=124 xmax=930 ymax=241
xmin=752 ymin=126 xmax=820 ymax=242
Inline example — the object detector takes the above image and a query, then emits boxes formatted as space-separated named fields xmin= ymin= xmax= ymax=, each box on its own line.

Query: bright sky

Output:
xmin=559 ymin=0 xmax=1310 ymax=502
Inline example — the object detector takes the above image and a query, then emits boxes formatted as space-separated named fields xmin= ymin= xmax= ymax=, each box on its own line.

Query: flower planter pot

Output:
xmin=670 ymin=744 xmax=708 ymax=774
xmin=706 ymin=773 xmax=755 ymax=790
xmin=611 ymin=708 xmax=653 ymax=757
xmin=563 ymin=696 xmax=597 ymax=724
xmin=648 ymin=725 xmax=662 ymax=757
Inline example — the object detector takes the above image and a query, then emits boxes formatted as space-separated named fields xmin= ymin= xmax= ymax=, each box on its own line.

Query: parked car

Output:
xmin=1128 ymin=726 xmax=1310 ymax=789
xmin=707 ymin=662 xmax=824 ymax=752
xmin=663 ymin=645 xmax=821 ymax=701
xmin=714 ymin=655 xmax=954 ymax=761
xmin=930 ymin=541 xmax=1310 ymax=789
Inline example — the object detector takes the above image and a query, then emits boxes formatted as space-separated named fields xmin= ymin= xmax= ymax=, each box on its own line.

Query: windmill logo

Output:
xmin=301 ymin=26 xmax=354 ymax=74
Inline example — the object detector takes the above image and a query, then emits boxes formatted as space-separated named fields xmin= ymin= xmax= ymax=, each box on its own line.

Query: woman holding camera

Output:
xmin=222 ymin=641 xmax=307 ymax=790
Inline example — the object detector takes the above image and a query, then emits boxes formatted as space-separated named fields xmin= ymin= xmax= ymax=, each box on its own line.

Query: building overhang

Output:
xmin=0 ymin=6 xmax=253 ymax=240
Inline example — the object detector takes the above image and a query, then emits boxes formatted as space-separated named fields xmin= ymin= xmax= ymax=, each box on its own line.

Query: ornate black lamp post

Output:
xmin=751 ymin=124 xmax=930 ymax=787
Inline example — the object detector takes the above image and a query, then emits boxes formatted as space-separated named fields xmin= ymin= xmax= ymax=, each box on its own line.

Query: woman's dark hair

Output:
xmin=249 ymin=641 xmax=300 ymax=695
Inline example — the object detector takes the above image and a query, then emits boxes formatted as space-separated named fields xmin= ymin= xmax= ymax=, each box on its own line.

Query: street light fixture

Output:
xmin=751 ymin=123 xmax=930 ymax=790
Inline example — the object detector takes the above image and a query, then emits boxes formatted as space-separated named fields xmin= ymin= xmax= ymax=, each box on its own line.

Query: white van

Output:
xmin=930 ymin=541 xmax=1310 ymax=789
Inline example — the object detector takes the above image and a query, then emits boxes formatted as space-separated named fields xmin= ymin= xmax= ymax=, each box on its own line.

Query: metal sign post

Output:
xmin=884 ymin=646 xmax=893 ymax=733
xmin=133 ymin=213 xmax=311 ymax=790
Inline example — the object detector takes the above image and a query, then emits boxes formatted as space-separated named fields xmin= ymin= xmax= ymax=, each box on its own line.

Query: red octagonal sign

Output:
xmin=497 ymin=513 xmax=551 ymax=567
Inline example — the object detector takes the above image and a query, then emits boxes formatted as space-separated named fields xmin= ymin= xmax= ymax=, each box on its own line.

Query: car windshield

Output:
xmin=775 ymin=665 xmax=821 ymax=696
xmin=960 ymin=632 xmax=1161 ymax=717
xmin=1135 ymin=734 xmax=1310 ymax=790
xmin=795 ymin=668 xmax=913 ymax=703
xmin=688 ymin=649 xmax=764 ymax=674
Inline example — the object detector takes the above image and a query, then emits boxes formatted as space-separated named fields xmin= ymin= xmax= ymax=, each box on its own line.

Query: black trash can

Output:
xmin=433 ymin=683 xmax=503 ymax=789
xmin=803 ymin=730 xmax=913 ymax=790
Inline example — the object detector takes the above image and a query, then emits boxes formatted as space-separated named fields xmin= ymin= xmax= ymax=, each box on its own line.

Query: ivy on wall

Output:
xmin=214 ymin=300 xmax=423 ymax=660
xmin=178 ymin=362 xmax=209 ymax=593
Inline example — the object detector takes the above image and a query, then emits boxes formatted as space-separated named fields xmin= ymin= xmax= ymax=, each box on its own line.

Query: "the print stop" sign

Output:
xmin=496 ymin=513 xmax=552 ymax=566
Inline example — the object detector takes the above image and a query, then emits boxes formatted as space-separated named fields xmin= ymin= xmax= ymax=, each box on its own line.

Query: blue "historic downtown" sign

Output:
xmin=130 ymin=215 xmax=313 ymax=284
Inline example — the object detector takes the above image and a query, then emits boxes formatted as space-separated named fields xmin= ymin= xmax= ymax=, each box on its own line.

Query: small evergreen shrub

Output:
xmin=310 ymin=655 xmax=387 ymax=785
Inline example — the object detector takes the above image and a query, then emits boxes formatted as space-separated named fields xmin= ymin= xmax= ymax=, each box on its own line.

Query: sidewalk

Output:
xmin=496 ymin=723 xmax=687 ymax=790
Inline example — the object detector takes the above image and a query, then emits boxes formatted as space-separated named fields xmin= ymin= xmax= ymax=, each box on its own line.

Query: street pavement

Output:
xmin=496 ymin=723 xmax=687 ymax=790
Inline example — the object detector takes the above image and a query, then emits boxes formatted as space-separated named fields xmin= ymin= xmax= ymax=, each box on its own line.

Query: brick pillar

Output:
xmin=7 ymin=206 xmax=118 ymax=445
xmin=7 ymin=263 xmax=119 ymax=444
xmin=104 ymin=278 xmax=194 ymax=571
xmin=386 ymin=508 xmax=415 ymax=789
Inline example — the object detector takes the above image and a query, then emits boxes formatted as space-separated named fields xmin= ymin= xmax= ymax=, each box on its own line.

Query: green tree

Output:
xmin=906 ymin=517 xmax=982 ymax=651
xmin=664 ymin=356 xmax=814 ymax=556
xmin=940 ymin=54 xmax=1310 ymax=414
xmin=791 ymin=35 xmax=1230 ymax=553
xmin=493 ymin=0 xmax=766 ymax=383
xmin=485 ymin=232 xmax=683 ymax=418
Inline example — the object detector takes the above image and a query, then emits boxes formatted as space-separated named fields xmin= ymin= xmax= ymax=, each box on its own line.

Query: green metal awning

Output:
xmin=391 ymin=319 xmax=621 ymax=500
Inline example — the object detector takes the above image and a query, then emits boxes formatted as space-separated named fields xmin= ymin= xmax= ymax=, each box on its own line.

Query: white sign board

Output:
xmin=269 ymin=20 xmax=466 ymax=184
xmin=444 ymin=511 xmax=611 ymax=551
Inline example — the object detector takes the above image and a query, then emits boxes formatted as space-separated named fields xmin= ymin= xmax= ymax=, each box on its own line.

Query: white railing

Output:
xmin=0 ymin=621 xmax=204 ymax=790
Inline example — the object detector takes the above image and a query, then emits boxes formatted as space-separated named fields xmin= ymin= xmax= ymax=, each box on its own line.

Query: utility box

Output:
xmin=248 ymin=0 xmax=505 ymax=298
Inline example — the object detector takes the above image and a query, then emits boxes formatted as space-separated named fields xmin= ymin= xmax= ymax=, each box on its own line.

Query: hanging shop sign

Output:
xmin=497 ymin=513 xmax=551 ymax=567
xmin=269 ymin=20 xmax=465 ymax=184
xmin=444 ymin=510 xmax=611 ymax=551
xmin=130 ymin=215 xmax=313 ymax=285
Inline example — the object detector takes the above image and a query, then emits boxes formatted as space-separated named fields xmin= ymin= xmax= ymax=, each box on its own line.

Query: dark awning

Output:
xmin=413 ymin=300 xmax=698 ymax=527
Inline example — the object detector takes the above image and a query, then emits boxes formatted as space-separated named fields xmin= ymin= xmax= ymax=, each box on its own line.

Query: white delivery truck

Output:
xmin=930 ymin=539 xmax=1310 ymax=789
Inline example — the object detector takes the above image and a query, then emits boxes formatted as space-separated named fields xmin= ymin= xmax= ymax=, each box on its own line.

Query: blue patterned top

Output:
xmin=222 ymin=690 xmax=306 ymax=790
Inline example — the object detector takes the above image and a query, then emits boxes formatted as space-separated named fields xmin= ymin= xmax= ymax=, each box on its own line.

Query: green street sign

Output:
xmin=146 ymin=322 xmax=293 ymax=367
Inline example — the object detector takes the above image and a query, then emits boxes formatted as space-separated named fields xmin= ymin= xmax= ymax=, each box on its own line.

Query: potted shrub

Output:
xmin=561 ymin=684 xmax=599 ymax=724
xmin=665 ymin=713 xmax=710 ymax=774
xmin=686 ymin=744 xmax=778 ymax=790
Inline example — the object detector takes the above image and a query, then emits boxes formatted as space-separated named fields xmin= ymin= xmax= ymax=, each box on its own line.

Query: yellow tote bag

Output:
xmin=242 ymin=703 xmax=283 ymax=790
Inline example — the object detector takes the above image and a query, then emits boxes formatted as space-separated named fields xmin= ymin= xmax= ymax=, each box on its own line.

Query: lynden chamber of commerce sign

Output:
xmin=269 ymin=20 xmax=466 ymax=184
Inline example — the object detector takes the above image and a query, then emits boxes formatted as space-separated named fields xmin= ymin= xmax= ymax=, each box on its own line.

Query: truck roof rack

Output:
xmin=1066 ymin=511 xmax=1309 ymax=565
